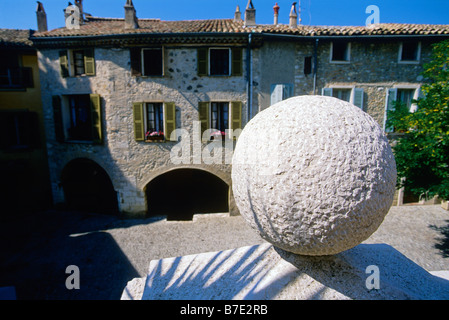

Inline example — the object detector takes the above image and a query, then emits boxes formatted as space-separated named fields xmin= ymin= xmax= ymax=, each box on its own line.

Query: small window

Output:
xmin=210 ymin=48 xmax=230 ymax=76
xmin=53 ymin=94 xmax=102 ymax=144
xmin=0 ymin=52 xmax=33 ymax=89
xmin=331 ymin=41 xmax=350 ymax=62
xmin=385 ymin=87 xmax=420 ymax=132
xmin=59 ymin=49 xmax=96 ymax=78
xmin=322 ymin=87 xmax=364 ymax=109
xmin=130 ymin=47 xmax=164 ymax=77
xmin=198 ymin=101 xmax=242 ymax=141
xmin=132 ymin=102 xmax=176 ymax=142
xmin=146 ymin=103 xmax=164 ymax=137
xmin=67 ymin=95 xmax=93 ymax=141
xmin=332 ymin=88 xmax=352 ymax=102
xmin=399 ymin=41 xmax=421 ymax=63
xmin=211 ymin=102 xmax=229 ymax=134
xmin=143 ymin=48 xmax=163 ymax=76
xmin=304 ymin=56 xmax=312 ymax=75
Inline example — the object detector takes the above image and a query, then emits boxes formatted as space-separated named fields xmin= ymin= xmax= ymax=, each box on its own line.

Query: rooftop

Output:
xmin=31 ymin=16 xmax=449 ymax=39
xmin=0 ymin=29 xmax=34 ymax=48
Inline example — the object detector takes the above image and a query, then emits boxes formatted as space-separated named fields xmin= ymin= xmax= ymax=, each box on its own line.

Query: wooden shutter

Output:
xmin=198 ymin=102 xmax=210 ymax=140
xmin=130 ymin=48 xmax=142 ymax=76
xmin=164 ymin=102 xmax=176 ymax=141
xmin=52 ymin=95 xmax=64 ymax=142
xmin=353 ymin=88 xmax=364 ymax=110
xmin=133 ymin=102 xmax=145 ymax=141
xmin=90 ymin=94 xmax=102 ymax=144
xmin=322 ymin=88 xmax=333 ymax=97
xmin=59 ymin=50 xmax=69 ymax=78
xmin=385 ymin=88 xmax=397 ymax=132
xmin=84 ymin=49 xmax=96 ymax=76
xmin=386 ymin=88 xmax=397 ymax=111
xmin=231 ymin=101 xmax=242 ymax=131
xmin=197 ymin=48 xmax=209 ymax=76
xmin=22 ymin=67 xmax=34 ymax=88
xmin=231 ymin=48 xmax=243 ymax=76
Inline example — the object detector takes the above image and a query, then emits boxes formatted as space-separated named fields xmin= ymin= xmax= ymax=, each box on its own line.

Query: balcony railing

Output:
xmin=0 ymin=67 xmax=33 ymax=89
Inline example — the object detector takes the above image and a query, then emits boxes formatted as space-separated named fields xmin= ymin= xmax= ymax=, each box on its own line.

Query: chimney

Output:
xmin=244 ymin=0 xmax=256 ymax=27
xmin=124 ymin=0 xmax=139 ymax=29
xmin=75 ymin=0 xmax=84 ymax=24
xmin=234 ymin=5 xmax=242 ymax=22
xmin=273 ymin=3 xmax=280 ymax=25
xmin=36 ymin=1 xmax=48 ymax=32
xmin=289 ymin=2 xmax=298 ymax=28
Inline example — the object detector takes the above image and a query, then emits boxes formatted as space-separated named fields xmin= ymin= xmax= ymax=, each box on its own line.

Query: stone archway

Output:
xmin=145 ymin=168 xmax=229 ymax=220
xmin=61 ymin=158 xmax=118 ymax=214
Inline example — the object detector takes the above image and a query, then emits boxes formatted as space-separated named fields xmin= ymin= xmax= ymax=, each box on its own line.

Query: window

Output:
xmin=211 ymin=102 xmax=229 ymax=133
xmin=330 ymin=41 xmax=351 ymax=63
xmin=146 ymin=103 xmax=164 ymax=136
xmin=210 ymin=49 xmax=230 ymax=76
xmin=132 ymin=102 xmax=176 ymax=142
xmin=197 ymin=48 xmax=243 ymax=77
xmin=198 ymin=101 xmax=242 ymax=141
xmin=0 ymin=52 xmax=33 ymax=89
xmin=399 ymin=41 xmax=421 ymax=63
xmin=52 ymin=94 xmax=102 ymax=144
xmin=0 ymin=111 xmax=39 ymax=150
xmin=130 ymin=47 xmax=164 ymax=77
xmin=304 ymin=56 xmax=312 ymax=75
xmin=385 ymin=87 xmax=420 ymax=132
xmin=271 ymin=84 xmax=294 ymax=106
xmin=322 ymin=87 xmax=364 ymax=109
xmin=59 ymin=49 xmax=96 ymax=78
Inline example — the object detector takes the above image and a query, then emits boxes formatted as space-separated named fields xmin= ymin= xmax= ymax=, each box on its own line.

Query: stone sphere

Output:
xmin=231 ymin=95 xmax=397 ymax=256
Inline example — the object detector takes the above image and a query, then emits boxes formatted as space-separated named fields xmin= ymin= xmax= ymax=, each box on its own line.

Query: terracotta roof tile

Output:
xmin=32 ymin=17 xmax=449 ymax=38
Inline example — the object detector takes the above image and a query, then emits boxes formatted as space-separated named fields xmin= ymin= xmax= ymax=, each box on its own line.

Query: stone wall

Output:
xmin=39 ymin=46 xmax=248 ymax=217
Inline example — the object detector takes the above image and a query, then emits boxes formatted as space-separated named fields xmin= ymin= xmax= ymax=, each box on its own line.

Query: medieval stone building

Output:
xmin=31 ymin=1 xmax=449 ymax=218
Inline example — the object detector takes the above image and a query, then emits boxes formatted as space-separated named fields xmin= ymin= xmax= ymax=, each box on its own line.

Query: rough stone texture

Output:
xmin=232 ymin=95 xmax=397 ymax=256
xmin=122 ymin=243 xmax=449 ymax=300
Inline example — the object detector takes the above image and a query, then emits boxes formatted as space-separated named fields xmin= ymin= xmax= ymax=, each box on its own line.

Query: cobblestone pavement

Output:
xmin=0 ymin=205 xmax=447 ymax=299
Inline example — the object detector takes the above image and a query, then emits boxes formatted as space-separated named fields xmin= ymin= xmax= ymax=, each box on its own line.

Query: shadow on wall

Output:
xmin=61 ymin=158 xmax=119 ymax=215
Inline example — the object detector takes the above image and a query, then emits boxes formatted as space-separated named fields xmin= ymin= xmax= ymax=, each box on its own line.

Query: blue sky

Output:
xmin=1 ymin=0 xmax=448 ymax=30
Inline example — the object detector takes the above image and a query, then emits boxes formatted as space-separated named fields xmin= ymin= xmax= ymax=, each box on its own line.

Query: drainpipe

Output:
xmin=247 ymin=33 xmax=253 ymax=122
xmin=313 ymin=38 xmax=319 ymax=95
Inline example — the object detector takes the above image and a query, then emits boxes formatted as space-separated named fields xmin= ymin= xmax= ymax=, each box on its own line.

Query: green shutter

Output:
xmin=133 ymin=102 xmax=145 ymax=141
xmin=353 ymin=88 xmax=364 ymax=110
xmin=84 ymin=49 xmax=96 ymax=76
xmin=52 ymin=95 xmax=64 ymax=142
xmin=164 ymin=102 xmax=176 ymax=141
xmin=322 ymin=88 xmax=333 ymax=97
xmin=197 ymin=48 xmax=209 ymax=76
xmin=198 ymin=102 xmax=210 ymax=141
xmin=231 ymin=101 xmax=242 ymax=131
xmin=59 ymin=50 xmax=69 ymax=78
xmin=231 ymin=48 xmax=243 ymax=76
xmin=90 ymin=94 xmax=102 ymax=144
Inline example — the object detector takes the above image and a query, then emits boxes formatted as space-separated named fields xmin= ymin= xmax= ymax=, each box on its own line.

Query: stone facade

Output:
xmin=32 ymin=4 xmax=449 ymax=217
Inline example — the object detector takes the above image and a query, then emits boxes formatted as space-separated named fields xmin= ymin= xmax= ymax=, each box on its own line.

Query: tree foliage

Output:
xmin=387 ymin=39 xmax=449 ymax=200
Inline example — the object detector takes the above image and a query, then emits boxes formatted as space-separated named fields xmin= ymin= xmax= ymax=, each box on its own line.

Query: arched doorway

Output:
xmin=61 ymin=158 xmax=118 ymax=214
xmin=146 ymin=169 xmax=229 ymax=220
